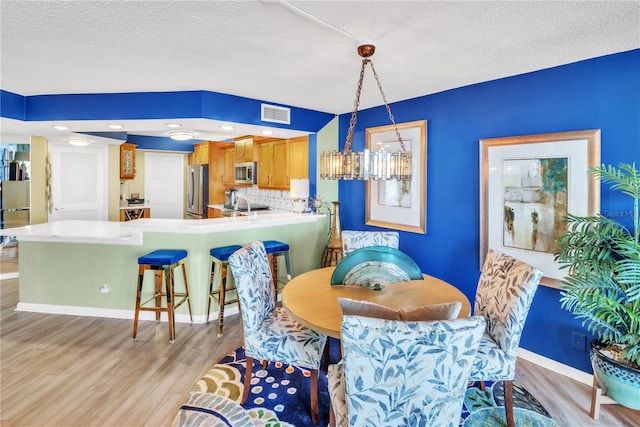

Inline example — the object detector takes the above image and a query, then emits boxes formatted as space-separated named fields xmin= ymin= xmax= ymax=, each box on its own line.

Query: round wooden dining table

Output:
xmin=282 ymin=266 xmax=471 ymax=339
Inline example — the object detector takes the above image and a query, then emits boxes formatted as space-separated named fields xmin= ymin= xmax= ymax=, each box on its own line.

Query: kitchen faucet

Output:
xmin=234 ymin=194 xmax=251 ymax=214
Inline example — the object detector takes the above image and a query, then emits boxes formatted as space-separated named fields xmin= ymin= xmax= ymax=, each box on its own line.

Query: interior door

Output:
xmin=48 ymin=142 xmax=107 ymax=222
xmin=144 ymin=152 xmax=184 ymax=219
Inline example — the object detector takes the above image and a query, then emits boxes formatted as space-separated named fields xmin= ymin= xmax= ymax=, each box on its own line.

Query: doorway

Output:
xmin=144 ymin=152 xmax=184 ymax=219
xmin=48 ymin=142 xmax=108 ymax=222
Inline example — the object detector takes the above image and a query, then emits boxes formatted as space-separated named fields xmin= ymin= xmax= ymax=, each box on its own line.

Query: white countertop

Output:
xmin=0 ymin=213 xmax=325 ymax=245
xmin=0 ymin=220 xmax=143 ymax=245
xmin=126 ymin=212 xmax=321 ymax=233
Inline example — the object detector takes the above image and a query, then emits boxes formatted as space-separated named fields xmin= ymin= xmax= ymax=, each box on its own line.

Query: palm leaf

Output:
xmin=555 ymin=163 xmax=640 ymax=366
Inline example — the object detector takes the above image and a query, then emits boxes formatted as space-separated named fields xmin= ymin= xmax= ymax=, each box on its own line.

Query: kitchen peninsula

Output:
xmin=3 ymin=213 xmax=327 ymax=323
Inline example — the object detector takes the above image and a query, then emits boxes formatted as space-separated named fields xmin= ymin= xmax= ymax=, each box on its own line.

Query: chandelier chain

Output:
xmin=344 ymin=58 xmax=369 ymax=153
xmin=344 ymin=58 xmax=407 ymax=154
xmin=369 ymin=61 xmax=407 ymax=152
xmin=318 ymin=44 xmax=412 ymax=182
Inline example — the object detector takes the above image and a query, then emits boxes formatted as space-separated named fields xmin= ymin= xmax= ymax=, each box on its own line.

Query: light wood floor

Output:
xmin=1 ymin=244 xmax=639 ymax=426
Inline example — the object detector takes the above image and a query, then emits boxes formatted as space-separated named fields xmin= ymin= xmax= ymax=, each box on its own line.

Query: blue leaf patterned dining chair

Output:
xmin=341 ymin=230 xmax=399 ymax=257
xmin=469 ymin=249 xmax=543 ymax=427
xmin=227 ymin=241 xmax=327 ymax=425
xmin=328 ymin=315 xmax=486 ymax=427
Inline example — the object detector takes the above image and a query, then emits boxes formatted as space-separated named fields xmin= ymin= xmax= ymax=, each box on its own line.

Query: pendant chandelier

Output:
xmin=320 ymin=44 xmax=412 ymax=181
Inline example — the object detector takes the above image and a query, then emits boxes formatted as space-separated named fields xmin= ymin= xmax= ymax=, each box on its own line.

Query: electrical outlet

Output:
xmin=572 ymin=331 xmax=587 ymax=352
xmin=99 ymin=283 xmax=110 ymax=294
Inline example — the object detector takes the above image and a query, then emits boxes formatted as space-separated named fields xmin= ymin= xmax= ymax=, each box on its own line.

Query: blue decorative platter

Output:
xmin=331 ymin=246 xmax=423 ymax=289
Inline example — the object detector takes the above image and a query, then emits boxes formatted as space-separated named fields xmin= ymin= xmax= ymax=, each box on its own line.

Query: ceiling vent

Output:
xmin=261 ymin=104 xmax=291 ymax=124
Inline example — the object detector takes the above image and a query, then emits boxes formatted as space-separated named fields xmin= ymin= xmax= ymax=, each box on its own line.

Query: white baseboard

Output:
xmin=518 ymin=347 xmax=592 ymax=386
xmin=15 ymin=302 xmax=240 ymax=325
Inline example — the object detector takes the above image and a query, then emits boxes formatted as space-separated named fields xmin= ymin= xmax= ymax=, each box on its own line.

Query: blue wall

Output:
xmin=2 ymin=48 xmax=638 ymax=372
xmin=337 ymin=49 xmax=640 ymax=372
xmin=0 ymin=89 xmax=334 ymax=152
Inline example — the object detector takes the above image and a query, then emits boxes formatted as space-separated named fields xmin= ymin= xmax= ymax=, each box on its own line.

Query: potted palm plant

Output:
xmin=554 ymin=163 xmax=640 ymax=410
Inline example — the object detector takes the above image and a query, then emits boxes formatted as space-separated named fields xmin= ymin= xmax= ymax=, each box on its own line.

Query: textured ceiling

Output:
xmin=1 ymin=1 xmax=639 ymax=142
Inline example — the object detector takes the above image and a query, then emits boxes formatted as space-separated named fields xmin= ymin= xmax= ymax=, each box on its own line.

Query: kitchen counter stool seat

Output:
xmin=209 ymin=244 xmax=243 ymax=336
xmin=132 ymin=249 xmax=192 ymax=344
xmin=263 ymin=240 xmax=291 ymax=300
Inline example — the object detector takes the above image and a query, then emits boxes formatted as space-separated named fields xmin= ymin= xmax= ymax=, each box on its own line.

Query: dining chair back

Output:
xmin=228 ymin=240 xmax=327 ymax=425
xmin=341 ymin=230 xmax=399 ymax=257
xmin=329 ymin=315 xmax=486 ymax=427
xmin=469 ymin=249 xmax=543 ymax=427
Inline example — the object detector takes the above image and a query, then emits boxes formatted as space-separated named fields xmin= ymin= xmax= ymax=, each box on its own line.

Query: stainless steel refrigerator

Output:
xmin=186 ymin=164 xmax=209 ymax=219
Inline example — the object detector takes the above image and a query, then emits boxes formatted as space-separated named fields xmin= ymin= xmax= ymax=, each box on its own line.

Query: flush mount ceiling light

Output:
xmin=67 ymin=138 xmax=91 ymax=147
xmin=219 ymin=125 xmax=235 ymax=131
xmin=107 ymin=124 xmax=124 ymax=130
xmin=165 ymin=123 xmax=182 ymax=129
xmin=169 ymin=131 xmax=196 ymax=141
xmin=260 ymin=130 xmax=274 ymax=135
xmin=52 ymin=125 xmax=69 ymax=131
xmin=320 ymin=43 xmax=411 ymax=181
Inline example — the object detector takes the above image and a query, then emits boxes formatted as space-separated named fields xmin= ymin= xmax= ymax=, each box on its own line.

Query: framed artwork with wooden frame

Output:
xmin=480 ymin=129 xmax=600 ymax=288
xmin=365 ymin=120 xmax=427 ymax=234
xmin=120 ymin=143 xmax=136 ymax=180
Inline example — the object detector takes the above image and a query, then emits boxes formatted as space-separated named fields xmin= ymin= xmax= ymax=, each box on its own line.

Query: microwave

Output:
xmin=235 ymin=162 xmax=256 ymax=184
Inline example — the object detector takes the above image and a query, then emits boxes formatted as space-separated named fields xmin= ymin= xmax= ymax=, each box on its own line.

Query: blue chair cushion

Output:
xmin=210 ymin=245 xmax=243 ymax=262
xmin=138 ymin=249 xmax=188 ymax=266
xmin=262 ymin=240 xmax=289 ymax=254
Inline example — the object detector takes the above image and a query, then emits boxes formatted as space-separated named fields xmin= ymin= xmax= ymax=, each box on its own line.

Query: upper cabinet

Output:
xmin=234 ymin=136 xmax=254 ymax=162
xmin=190 ymin=142 xmax=210 ymax=165
xmin=120 ymin=143 xmax=136 ymax=180
xmin=223 ymin=147 xmax=236 ymax=185
xmin=288 ymin=136 xmax=309 ymax=180
xmin=271 ymin=140 xmax=290 ymax=188
xmin=256 ymin=137 xmax=308 ymax=190
xmin=208 ymin=142 xmax=235 ymax=204
xmin=207 ymin=135 xmax=308 ymax=193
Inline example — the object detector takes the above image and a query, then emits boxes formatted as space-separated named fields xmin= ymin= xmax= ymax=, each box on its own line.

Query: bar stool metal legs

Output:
xmin=133 ymin=249 xmax=192 ymax=344
xmin=262 ymin=240 xmax=291 ymax=302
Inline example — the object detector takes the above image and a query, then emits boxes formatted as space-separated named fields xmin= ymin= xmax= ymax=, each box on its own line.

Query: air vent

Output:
xmin=261 ymin=104 xmax=291 ymax=124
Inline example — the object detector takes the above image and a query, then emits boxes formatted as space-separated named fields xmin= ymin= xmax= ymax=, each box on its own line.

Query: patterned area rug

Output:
xmin=173 ymin=343 xmax=558 ymax=426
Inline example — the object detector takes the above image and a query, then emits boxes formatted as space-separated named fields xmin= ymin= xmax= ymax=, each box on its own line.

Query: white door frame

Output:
xmin=48 ymin=141 xmax=108 ymax=222
xmin=144 ymin=152 xmax=184 ymax=219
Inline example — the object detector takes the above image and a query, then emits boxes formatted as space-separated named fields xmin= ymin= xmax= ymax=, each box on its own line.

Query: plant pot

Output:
xmin=590 ymin=340 xmax=640 ymax=410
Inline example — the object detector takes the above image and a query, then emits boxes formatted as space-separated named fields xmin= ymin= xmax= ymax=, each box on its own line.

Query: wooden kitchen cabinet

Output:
xmin=223 ymin=147 xmax=236 ymax=184
xmin=257 ymin=143 xmax=271 ymax=187
xmin=208 ymin=207 xmax=222 ymax=218
xmin=257 ymin=138 xmax=289 ymax=189
xmin=120 ymin=143 xmax=136 ymax=180
xmin=272 ymin=140 xmax=289 ymax=188
xmin=288 ymin=136 xmax=308 ymax=180
xmin=208 ymin=142 xmax=235 ymax=205
xmin=234 ymin=136 xmax=254 ymax=162
xmin=191 ymin=142 xmax=209 ymax=165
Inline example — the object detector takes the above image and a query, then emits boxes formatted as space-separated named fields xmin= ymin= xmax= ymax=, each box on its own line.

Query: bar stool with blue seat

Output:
xmin=132 ymin=249 xmax=192 ymax=344
xmin=208 ymin=244 xmax=243 ymax=336
xmin=262 ymin=240 xmax=291 ymax=301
